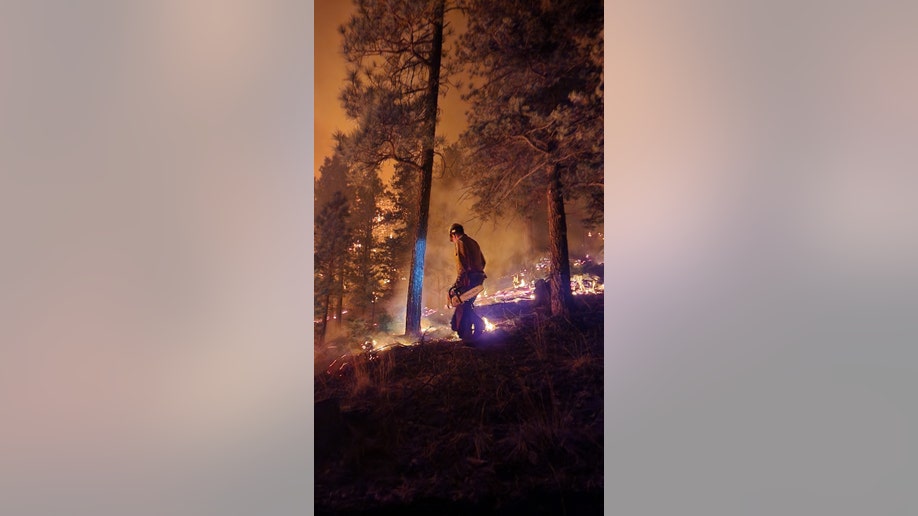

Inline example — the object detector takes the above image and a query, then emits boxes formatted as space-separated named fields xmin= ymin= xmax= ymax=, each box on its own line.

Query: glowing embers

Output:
xmin=570 ymin=273 xmax=604 ymax=295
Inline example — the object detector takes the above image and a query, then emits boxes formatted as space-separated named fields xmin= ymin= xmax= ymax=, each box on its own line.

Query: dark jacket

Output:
xmin=455 ymin=234 xmax=486 ymax=289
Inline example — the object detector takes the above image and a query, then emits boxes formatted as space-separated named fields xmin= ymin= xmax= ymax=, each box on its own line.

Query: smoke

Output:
xmin=429 ymin=177 xmax=604 ymax=296
xmin=381 ymin=163 xmax=597 ymax=328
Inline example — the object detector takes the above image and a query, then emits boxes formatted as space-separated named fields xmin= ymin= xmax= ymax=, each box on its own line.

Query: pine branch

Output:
xmin=516 ymin=133 xmax=551 ymax=155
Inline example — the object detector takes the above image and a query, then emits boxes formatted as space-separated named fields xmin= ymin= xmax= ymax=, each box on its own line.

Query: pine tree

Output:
xmin=387 ymin=160 xmax=421 ymax=283
xmin=338 ymin=0 xmax=452 ymax=337
xmin=343 ymin=162 xmax=397 ymax=333
xmin=315 ymin=149 xmax=356 ymax=339
xmin=316 ymin=144 xmax=408 ymax=340
xmin=314 ymin=153 xmax=349 ymax=210
xmin=457 ymin=0 xmax=603 ymax=317
xmin=369 ymin=191 xmax=403 ymax=328
xmin=314 ymin=191 xmax=351 ymax=346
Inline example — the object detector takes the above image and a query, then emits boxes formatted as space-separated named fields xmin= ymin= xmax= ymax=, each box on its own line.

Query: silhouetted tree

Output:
xmin=457 ymin=0 xmax=603 ymax=317
xmin=344 ymin=162 xmax=405 ymax=334
xmin=315 ymin=191 xmax=351 ymax=345
xmin=338 ymin=0 xmax=452 ymax=337
xmin=316 ymin=145 xmax=407 ymax=339
xmin=314 ymin=153 xmax=349 ymax=210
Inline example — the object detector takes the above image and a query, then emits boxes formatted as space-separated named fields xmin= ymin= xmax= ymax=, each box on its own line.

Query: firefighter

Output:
xmin=448 ymin=223 xmax=487 ymax=341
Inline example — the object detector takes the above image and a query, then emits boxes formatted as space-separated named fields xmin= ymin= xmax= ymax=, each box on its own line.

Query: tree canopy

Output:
xmin=457 ymin=0 xmax=603 ymax=221
xmin=456 ymin=0 xmax=604 ymax=315
xmin=338 ymin=0 xmax=450 ymax=336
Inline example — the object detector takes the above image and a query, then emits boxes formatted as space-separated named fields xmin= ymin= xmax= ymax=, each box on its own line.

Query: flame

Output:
xmin=482 ymin=317 xmax=496 ymax=332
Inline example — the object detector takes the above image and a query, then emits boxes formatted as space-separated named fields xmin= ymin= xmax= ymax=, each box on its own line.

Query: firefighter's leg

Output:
xmin=458 ymin=298 xmax=483 ymax=340
xmin=456 ymin=303 xmax=474 ymax=339
xmin=454 ymin=304 xmax=467 ymax=338
xmin=468 ymin=304 xmax=485 ymax=338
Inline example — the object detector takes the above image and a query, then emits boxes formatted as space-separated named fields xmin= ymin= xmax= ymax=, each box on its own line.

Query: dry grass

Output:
xmin=315 ymin=295 xmax=604 ymax=515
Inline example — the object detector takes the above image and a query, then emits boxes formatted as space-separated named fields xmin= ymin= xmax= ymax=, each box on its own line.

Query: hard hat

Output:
xmin=449 ymin=223 xmax=463 ymax=239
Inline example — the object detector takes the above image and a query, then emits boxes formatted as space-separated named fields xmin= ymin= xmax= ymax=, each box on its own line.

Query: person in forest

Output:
xmin=448 ymin=223 xmax=487 ymax=341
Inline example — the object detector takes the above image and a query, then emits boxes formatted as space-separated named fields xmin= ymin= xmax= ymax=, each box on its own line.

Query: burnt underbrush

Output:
xmin=315 ymin=294 xmax=604 ymax=515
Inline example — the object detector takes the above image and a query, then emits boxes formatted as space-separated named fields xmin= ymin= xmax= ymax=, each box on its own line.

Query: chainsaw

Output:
xmin=447 ymin=284 xmax=484 ymax=308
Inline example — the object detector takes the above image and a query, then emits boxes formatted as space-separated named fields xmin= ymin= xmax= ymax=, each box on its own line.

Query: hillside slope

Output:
xmin=315 ymin=295 xmax=604 ymax=515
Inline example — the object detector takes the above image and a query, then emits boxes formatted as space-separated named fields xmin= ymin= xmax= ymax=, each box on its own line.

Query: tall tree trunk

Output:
xmin=320 ymin=291 xmax=331 ymax=346
xmin=370 ymin=296 xmax=376 ymax=329
xmin=405 ymin=0 xmax=445 ymax=337
xmin=547 ymin=164 xmax=573 ymax=317
xmin=361 ymin=222 xmax=373 ymax=317
xmin=334 ymin=270 xmax=344 ymax=328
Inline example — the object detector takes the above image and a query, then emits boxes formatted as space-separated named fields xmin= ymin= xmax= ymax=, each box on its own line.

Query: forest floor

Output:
xmin=314 ymin=294 xmax=604 ymax=515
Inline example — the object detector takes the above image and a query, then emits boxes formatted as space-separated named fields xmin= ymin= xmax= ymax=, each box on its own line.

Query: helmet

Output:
xmin=449 ymin=223 xmax=464 ymax=239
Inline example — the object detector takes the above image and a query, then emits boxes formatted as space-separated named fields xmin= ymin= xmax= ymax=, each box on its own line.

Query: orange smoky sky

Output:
xmin=314 ymin=0 xmax=468 ymax=179
xmin=314 ymin=0 xmax=354 ymax=177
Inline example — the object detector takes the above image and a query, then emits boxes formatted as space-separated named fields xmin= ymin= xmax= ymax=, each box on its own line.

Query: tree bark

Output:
xmin=319 ymin=291 xmax=331 ymax=346
xmin=361 ymin=222 xmax=373 ymax=318
xmin=547 ymin=164 xmax=573 ymax=317
xmin=334 ymin=269 xmax=344 ymax=328
xmin=405 ymin=0 xmax=445 ymax=337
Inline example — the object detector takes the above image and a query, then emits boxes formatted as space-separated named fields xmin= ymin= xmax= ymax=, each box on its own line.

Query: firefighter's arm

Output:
xmin=454 ymin=239 xmax=469 ymax=286
xmin=453 ymin=271 xmax=467 ymax=290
